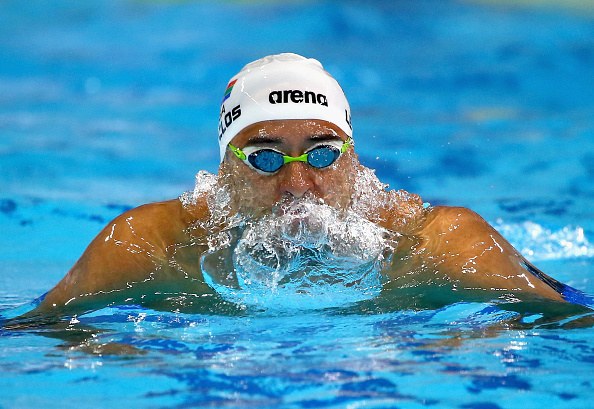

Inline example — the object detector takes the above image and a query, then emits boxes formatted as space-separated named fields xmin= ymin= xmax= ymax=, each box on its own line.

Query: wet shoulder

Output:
xmin=132 ymin=196 xmax=209 ymax=224
xmin=412 ymin=205 xmax=502 ymax=253
xmin=418 ymin=206 xmax=487 ymax=234
xmin=104 ymin=198 xmax=207 ymax=252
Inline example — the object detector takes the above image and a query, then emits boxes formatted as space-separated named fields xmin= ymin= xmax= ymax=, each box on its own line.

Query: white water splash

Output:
xmin=183 ymin=164 xmax=412 ymax=310
xmin=200 ymin=194 xmax=396 ymax=310
xmin=493 ymin=220 xmax=594 ymax=261
xmin=180 ymin=170 xmax=241 ymax=232
xmin=179 ymin=170 xmax=217 ymax=207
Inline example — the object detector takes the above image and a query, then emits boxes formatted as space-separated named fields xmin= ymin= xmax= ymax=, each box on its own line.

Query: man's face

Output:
xmin=219 ymin=119 xmax=358 ymax=218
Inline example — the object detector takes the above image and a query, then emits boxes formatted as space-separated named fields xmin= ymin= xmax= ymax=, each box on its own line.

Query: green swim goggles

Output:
xmin=228 ymin=138 xmax=353 ymax=174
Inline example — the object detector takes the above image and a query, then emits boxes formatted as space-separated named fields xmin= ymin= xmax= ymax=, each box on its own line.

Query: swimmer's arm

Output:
xmin=31 ymin=199 xmax=208 ymax=319
xmin=391 ymin=206 xmax=566 ymax=302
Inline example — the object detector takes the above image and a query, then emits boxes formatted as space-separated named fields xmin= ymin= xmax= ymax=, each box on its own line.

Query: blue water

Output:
xmin=2 ymin=0 xmax=594 ymax=408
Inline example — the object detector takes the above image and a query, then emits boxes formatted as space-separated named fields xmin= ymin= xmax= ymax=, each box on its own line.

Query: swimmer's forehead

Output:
xmin=232 ymin=119 xmax=347 ymax=147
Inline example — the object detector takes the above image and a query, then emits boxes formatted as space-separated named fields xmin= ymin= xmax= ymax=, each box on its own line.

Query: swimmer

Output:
xmin=23 ymin=53 xmax=581 ymax=321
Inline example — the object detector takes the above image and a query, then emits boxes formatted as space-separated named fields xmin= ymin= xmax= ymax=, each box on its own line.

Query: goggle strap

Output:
xmin=341 ymin=138 xmax=353 ymax=153
xmin=228 ymin=143 xmax=247 ymax=160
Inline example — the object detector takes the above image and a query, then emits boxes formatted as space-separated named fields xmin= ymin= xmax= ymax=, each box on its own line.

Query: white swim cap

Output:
xmin=217 ymin=53 xmax=353 ymax=162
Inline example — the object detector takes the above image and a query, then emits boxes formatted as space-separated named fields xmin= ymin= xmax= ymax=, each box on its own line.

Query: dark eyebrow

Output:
xmin=245 ymin=133 xmax=341 ymax=146
xmin=245 ymin=135 xmax=282 ymax=145
xmin=309 ymin=133 xmax=343 ymax=142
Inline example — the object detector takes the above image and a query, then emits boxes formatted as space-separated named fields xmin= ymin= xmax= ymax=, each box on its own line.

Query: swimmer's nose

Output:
xmin=279 ymin=162 xmax=314 ymax=199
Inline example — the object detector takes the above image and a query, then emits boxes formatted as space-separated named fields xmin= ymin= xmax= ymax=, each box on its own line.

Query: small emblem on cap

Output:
xmin=222 ymin=79 xmax=237 ymax=103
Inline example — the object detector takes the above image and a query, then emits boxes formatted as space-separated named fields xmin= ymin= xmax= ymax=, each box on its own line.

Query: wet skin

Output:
xmin=18 ymin=119 xmax=575 ymax=323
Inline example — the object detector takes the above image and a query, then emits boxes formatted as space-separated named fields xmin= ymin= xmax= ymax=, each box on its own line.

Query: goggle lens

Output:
xmin=248 ymin=150 xmax=285 ymax=173
xmin=307 ymin=146 xmax=340 ymax=169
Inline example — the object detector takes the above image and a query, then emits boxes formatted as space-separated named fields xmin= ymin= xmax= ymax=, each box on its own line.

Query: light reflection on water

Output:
xmin=3 ymin=302 xmax=593 ymax=408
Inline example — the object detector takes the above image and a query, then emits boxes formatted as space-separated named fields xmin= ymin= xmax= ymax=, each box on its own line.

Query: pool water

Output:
xmin=1 ymin=0 xmax=594 ymax=408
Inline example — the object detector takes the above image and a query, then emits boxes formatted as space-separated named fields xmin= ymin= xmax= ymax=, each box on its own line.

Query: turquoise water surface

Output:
xmin=1 ymin=1 xmax=594 ymax=408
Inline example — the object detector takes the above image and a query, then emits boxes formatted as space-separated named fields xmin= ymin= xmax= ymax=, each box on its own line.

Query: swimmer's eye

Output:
xmin=228 ymin=138 xmax=352 ymax=174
